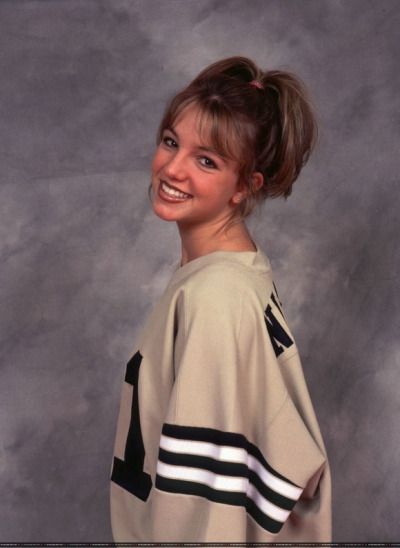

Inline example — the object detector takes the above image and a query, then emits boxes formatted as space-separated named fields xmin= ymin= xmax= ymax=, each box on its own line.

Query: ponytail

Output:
xmin=257 ymin=70 xmax=318 ymax=198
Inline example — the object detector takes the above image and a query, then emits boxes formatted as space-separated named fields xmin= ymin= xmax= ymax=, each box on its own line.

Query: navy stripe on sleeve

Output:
xmin=155 ymin=423 xmax=304 ymax=535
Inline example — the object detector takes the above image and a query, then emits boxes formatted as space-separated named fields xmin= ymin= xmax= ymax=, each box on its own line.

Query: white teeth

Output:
xmin=161 ymin=181 xmax=191 ymax=199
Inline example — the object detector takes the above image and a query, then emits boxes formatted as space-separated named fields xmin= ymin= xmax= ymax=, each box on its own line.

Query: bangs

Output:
xmin=194 ymin=104 xmax=243 ymax=165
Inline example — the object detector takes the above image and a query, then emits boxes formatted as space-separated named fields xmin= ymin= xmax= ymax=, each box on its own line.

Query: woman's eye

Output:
xmin=162 ymin=135 xmax=217 ymax=169
xmin=162 ymin=136 xmax=176 ymax=147
xmin=199 ymin=157 xmax=217 ymax=169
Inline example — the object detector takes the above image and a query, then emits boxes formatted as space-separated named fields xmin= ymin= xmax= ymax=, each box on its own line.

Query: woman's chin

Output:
xmin=151 ymin=203 xmax=180 ymax=222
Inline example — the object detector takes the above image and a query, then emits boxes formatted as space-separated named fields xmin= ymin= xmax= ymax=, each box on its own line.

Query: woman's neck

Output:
xmin=178 ymin=221 xmax=256 ymax=267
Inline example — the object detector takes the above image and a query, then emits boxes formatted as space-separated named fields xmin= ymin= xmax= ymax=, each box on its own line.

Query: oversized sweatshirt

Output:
xmin=110 ymin=241 xmax=332 ymax=542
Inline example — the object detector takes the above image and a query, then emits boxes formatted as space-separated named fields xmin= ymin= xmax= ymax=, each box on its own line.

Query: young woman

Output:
xmin=110 ymin=56 xmax=331 ymax=542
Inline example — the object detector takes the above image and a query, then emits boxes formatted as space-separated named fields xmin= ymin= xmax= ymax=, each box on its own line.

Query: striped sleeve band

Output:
xmin=155 ymin=423 xmax=304 ymax=535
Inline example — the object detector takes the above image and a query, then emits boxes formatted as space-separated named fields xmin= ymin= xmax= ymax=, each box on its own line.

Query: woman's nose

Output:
xmin=163 ymin=151 xmax=188 ymax=180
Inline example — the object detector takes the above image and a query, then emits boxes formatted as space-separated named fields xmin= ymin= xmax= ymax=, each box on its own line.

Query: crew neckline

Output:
xmin=179 ymin=239 xmax=259 ymax=268
xmin=167 ymin=239 xmax=271 ymax=288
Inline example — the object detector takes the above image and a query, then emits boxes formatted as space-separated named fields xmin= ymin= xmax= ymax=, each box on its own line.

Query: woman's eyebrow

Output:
xmin=166 ymin=126 xmax=228 ymax=163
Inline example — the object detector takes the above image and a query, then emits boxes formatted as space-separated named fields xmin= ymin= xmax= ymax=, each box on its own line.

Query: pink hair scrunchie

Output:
xmin=249 ymin=79 xmax=264 ymax=89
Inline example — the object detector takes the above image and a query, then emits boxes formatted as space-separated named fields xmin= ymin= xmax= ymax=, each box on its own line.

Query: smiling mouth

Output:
xmin=160 ymin=180 xmax=193 ymax=199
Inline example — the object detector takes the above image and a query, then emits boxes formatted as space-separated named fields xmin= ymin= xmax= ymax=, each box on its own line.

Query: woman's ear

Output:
xmin=231 ymin=171 xmax=264 ymax=205
xmin=251 ymin=171 xmax=264 ymax=193
xmin=231 ymin=183 xmax=248 ymax=204
xmin=232 ymin=172 xmax=264 ymax=204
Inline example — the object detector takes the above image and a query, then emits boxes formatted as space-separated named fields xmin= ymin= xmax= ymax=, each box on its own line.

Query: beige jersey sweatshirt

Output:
xmin=110 ymin=241 xmax=332 ymax=542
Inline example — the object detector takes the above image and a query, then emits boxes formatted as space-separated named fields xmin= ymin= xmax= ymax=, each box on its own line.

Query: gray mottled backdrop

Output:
xmin=0 ymin=0 xmax=399 ymax=542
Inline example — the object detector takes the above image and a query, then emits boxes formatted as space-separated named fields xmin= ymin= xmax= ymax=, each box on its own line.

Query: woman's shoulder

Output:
xmin=187 ymin=258 xmax=254 ymax=287
xmin=183 ymin=259 xmax=272 ymax=311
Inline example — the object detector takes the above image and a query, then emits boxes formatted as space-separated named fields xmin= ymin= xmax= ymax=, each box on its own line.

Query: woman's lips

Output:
xmin=159 ymin=180 xmax=193 ymax=202
xmin=161 ymin=179 xmax=192 ymax=196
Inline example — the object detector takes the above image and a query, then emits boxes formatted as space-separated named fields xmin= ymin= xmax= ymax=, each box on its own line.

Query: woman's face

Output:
xmin=150 ymin=102 xmax=246 ymax=229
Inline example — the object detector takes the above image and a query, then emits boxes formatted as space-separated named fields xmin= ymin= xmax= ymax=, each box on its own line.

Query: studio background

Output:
xmin=0 ymin=0 xmax=399 ymax=541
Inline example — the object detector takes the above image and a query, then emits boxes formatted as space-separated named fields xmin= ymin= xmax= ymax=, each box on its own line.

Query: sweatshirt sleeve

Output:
xmin=150 ymin=268 xmax=326 ymax=542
